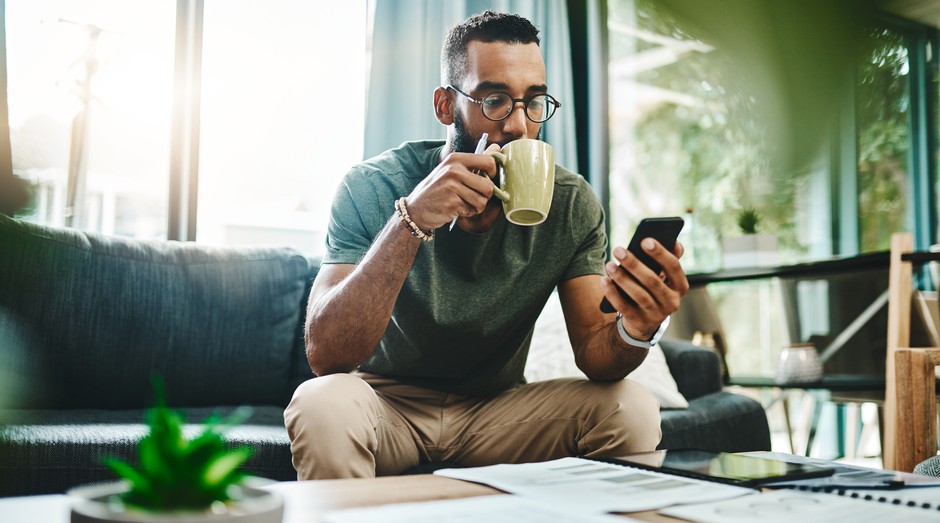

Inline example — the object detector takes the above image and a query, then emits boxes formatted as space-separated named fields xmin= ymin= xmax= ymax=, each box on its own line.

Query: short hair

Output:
xmin=441 ymin=11 xmax=541 ymax=86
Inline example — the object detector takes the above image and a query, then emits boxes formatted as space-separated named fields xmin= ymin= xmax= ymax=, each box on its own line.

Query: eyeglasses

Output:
xmin=447 ymin=85 xmax=561 ymax=123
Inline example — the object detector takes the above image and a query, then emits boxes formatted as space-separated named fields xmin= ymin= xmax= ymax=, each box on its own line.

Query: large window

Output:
xmin=607 ymin=0 xmax=938 ymax=379
xmin=196 ymin=1 xmax=366 ymax=253
xmin=7 ymin=0 xmax=368 ymax=256
xmin=607 ymin=1 xmax=936 ymax=268
xmin=7 ymin=0 xmax=175 ymax=238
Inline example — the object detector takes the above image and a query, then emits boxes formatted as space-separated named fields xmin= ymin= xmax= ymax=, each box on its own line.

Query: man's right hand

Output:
xmin=404 ymin=145 xmax=501 ymax=231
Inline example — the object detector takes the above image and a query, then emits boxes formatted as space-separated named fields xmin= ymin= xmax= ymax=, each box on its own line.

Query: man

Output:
xmin=284 ymin=10 xmax=688 ymax=480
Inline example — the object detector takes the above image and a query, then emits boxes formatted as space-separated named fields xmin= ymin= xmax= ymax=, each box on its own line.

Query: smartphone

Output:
xmin=600 ymin=216 xmax=685 ymax=313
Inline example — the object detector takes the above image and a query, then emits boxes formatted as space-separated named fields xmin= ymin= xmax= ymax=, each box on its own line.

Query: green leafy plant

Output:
xmin=104 ymin=379 xmax=254 ymax=511
xmin=736 ymin=207 xmax=761 ymax=234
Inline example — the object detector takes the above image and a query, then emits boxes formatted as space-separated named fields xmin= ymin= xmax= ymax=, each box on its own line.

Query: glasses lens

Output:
xmin=526 ymin=94 xmax=555 ymax=123
xmin=481 ymin=93 xmax=513 ymax=120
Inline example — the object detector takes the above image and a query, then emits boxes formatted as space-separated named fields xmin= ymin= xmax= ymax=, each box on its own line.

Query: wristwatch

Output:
xmin=616 ymin=313 xmax=670 ymax=349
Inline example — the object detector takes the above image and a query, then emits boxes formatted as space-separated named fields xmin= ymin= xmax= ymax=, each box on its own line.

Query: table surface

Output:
xmin=0 ymin=474 xmax=674 ymax=522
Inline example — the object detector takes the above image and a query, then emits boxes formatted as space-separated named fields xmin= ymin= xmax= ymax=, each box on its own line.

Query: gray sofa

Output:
xmin=0 ymin=214 xmax=769 ymax=497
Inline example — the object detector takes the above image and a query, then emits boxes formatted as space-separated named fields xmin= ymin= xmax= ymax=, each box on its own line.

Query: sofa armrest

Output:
xmin=659 ymin=339 xmax=722 ymax=400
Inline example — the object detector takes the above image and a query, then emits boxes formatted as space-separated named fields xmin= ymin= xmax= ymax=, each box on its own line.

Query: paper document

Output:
xmin=660 ymin=488 xmax=940 ymax=523
xmin=434 ymin=457 xmax=755 ymax=513
xmin=321 ymin=494 xmax=636 ymax=523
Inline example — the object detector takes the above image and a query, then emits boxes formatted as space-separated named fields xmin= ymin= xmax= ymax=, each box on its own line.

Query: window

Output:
xmin=856 ymin=28 xmax=911 ymax=253
xmin=7 ymin=0 xmax=175 ymax=238
xmin=7 ymin=0 xmax=368 ymax=257
xmin=196 ymin=1 xmax=367 ymax=254
xmin=606 ymin=0 xmax=937 ymax=379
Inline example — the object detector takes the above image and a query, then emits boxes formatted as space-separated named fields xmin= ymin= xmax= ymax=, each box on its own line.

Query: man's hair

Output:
xmin=441 ymin=11 xmax=540 ymax=86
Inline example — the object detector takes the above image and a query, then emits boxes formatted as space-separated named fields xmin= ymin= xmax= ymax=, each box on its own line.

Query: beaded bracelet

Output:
xmin=394 ymin=197 xmax=434 ymax=242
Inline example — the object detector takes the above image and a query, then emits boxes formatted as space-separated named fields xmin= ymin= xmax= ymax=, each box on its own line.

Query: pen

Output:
xmin=448 ymin=132 xmax=489 ymax=231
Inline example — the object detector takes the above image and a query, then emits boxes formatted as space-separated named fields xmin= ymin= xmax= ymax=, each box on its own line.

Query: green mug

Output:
xmin=487 ymin=139 xmax=555 ymax=226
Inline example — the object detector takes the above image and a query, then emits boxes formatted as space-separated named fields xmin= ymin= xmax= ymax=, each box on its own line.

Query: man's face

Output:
xmin=451 ymin=40 xmax=548 ymax=153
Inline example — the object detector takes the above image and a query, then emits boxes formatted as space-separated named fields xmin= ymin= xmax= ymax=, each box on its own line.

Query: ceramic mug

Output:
xmin=487 ymin=139 xmax=555 ymax=226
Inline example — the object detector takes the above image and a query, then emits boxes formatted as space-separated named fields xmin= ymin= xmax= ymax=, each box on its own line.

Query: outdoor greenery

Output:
xmin=606 ymin=0 xmax=924 ymax=380
xmin=736 ymin=208 xmax=760 ymax=235
xmin=856 ymin=29 xmax=911 ymax=252
xmin=609 ymin=0 xmax=914 ymax=269
xmin=608 ymin=0 xmax=801 ymax=271
xmin=104 ymin=379 xmax=254 ymax=511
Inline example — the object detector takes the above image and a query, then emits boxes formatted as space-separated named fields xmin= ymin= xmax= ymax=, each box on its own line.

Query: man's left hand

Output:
xmin=600 ymin=238 xmax=689 ymax=341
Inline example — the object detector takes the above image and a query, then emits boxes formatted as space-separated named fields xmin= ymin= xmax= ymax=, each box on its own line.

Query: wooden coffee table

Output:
xmin=266 ymin=474 xmax=674 ymax=522
xmin=0 ymin=475 xmax=681 ymax=522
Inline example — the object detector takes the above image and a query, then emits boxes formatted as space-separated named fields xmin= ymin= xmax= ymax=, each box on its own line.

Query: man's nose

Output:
xmin=500 ymin=102 xmax=531 ymax=137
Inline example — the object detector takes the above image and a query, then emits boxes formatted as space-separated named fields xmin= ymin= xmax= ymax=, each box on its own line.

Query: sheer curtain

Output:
xmin=363 ymin=0 xmax=578 ymax=173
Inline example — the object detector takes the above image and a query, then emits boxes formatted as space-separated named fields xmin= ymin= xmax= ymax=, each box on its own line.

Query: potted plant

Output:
xmin=69 ymin=380 xmax=283 ymax=523
xmin=722 ymin=207 xmax=779 ymax=268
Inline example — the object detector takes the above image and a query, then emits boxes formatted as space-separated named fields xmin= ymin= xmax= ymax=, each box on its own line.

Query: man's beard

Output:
xmin=451 ymin=111 xmax=543 ymax=152
xmin=452 ymin=111 xmax=476 ymax=153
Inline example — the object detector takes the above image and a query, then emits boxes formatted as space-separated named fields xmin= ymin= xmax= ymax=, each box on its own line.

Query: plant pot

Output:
xmin=774 ymin=343 xmax=824 ymax=385
xmin=721 ymin=233 xmax=779 ymax=269
xmin=68 ymin=480 xmax=283 ymax=523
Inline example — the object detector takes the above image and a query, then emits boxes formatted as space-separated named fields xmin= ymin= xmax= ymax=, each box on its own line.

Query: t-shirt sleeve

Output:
xmin=561 ymin=179 xmax=609 ymax=281
xmin=323 ymin=176 xmax=374 ymax=265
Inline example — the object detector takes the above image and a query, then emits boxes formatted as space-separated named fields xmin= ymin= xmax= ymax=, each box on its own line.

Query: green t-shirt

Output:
xmin=324 ymin=140 xmax=608 ymax=395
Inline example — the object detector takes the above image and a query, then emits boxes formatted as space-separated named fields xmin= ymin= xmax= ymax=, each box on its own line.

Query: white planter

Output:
xmin=69 ymin=480 xmax=283 ymax=523
xmin=722 ymin=234 xmax=779 ymax=268
xmin=775 ymin=343 xmax=824 ymax=385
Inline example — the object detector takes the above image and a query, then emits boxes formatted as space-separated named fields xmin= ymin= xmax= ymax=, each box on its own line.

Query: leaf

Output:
xmin=202 ymin=446 xmax=254 ymax=486
xmin=104 ymin=457 xmax=152 ymax=494
xmin=100 ymin=375 xmax=257 ymax=510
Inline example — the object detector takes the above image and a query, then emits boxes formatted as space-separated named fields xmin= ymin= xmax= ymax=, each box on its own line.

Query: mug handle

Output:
xmin=486 ymin=151 xmax=511 ymax=202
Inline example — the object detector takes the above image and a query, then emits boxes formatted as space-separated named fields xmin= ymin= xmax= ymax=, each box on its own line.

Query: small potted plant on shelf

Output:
xmin=69 ymin=379 xmax=283 ymax=523
xmin=721 ymin=206 xmax=779 ymax=268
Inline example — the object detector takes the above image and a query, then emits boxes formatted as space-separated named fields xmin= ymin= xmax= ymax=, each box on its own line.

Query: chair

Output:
xmin=883 ymin=232 xmax=940 ymax=472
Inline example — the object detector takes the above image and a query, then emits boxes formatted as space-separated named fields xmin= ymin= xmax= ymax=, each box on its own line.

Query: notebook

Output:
xmin=660 ymin=486 xmax=940 ymax=523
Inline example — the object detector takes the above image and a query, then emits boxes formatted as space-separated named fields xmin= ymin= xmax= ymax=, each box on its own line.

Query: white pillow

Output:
xmin=525 ymin=292 xmax=689 ymax=409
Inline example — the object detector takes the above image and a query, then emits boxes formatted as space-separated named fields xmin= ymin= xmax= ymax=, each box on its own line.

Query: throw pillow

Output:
xmin=526 ymin=291 xmax=689 ymax=409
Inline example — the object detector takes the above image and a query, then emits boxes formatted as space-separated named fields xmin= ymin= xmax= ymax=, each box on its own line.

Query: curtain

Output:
xmin=364 ymin=0 xmax=578 ymax=174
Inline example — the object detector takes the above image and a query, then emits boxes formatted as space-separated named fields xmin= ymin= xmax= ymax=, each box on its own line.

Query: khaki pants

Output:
xmin=283 ymin=372 xmax=661 ymax=480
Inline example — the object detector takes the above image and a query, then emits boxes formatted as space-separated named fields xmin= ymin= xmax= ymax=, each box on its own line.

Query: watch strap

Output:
xmin=616 ymin=314 xmax=670 ymax=349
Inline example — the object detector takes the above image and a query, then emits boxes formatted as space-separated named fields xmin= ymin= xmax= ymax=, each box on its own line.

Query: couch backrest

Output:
xmin=0 ymin=214 xmax=313 ymax=409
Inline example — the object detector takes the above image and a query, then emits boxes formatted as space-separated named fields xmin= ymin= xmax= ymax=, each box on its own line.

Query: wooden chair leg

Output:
xmin=892 ymin=349 xmax=939 ymax=472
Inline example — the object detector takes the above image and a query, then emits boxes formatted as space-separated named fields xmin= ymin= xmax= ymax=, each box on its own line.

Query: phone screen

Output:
xmin=600 ymin=217 xmax=684 ymax=313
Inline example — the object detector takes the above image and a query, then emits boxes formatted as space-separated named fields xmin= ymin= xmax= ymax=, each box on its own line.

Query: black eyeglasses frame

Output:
xmin=446 ymin=84 xmax=561 ymax=123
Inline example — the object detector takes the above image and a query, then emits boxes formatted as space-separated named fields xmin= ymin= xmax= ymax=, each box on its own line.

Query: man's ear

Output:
xmin=433 ymin=86 xmax=455 ymax=125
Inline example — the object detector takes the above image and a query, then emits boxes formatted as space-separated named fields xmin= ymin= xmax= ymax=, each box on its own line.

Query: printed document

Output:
xmin=433 ymin=457 xmax=755 ymax=513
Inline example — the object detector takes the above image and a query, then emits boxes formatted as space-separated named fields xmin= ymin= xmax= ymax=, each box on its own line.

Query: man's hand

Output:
xmin=601 ymin=238 xmax=689 ymax=341
xmin=403 ymin=144 xmax=502 ymax=231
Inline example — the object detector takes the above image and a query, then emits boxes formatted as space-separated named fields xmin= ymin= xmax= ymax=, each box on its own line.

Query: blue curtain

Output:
xmin=364 ymin=0 xmax=578 ymax=174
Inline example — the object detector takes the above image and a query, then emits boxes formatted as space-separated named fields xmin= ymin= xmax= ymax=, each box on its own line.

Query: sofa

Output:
xmin=0 ymin=213 xmax=770 ymax=497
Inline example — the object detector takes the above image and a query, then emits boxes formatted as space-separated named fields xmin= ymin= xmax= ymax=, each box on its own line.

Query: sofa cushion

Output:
xmin=0 ymin=406 xmax=294 ymax=496
xmin=659 ymin=338 xmax=724 ymax=400
xmin=659 ymin=391 xmax=771 ymax=452
xmin=0 ymin=215 xmax=309 ymax=409
xmin=527 ymin=291 xmax=689 ymax=408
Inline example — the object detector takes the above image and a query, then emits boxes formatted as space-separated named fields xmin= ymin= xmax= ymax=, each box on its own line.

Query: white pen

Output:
xmin=448 ymin=132 xmax=490 ymax=231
